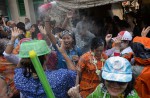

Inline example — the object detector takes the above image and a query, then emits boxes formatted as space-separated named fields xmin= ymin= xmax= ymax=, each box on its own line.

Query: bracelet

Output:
xmin=7 ymin=41 xmax=14 ymax=45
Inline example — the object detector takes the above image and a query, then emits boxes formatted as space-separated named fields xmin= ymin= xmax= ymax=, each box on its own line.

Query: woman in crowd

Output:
xmin=68 ymin=56 xmax=139 ymax=98
xmin=75 ymin=37 xmax=108 ymax=98
xmin=14 ymin=39 xmax=76 ymax=98
xmin=44 ymin=17 xmax=82 ymax=69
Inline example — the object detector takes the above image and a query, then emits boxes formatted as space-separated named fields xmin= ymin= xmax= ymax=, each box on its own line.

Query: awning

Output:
xmin=56 ymin=0 xmax=126 ymax=9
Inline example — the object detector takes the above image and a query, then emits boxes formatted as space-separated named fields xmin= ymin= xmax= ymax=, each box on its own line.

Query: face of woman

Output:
xmin=62 ymin=34 xmax=74 ymax=49
xmin=104 ymin=80 xmax=128 ymax=97
xmin=93 ymin=45 xmax=104 ymax=58
xmin=30 ymin=26 xmax=35 ymax=33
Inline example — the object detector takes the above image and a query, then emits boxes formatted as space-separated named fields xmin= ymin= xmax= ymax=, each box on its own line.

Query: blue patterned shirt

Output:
xmin=54 ymin=45 xmax=82 ymax=69
xmin=14 ymin=68 xmax=76 ymax=98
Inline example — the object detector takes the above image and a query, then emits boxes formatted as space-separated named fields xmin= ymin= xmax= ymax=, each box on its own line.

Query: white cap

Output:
xmin=118 ymin=31 xmax=132 ymax=41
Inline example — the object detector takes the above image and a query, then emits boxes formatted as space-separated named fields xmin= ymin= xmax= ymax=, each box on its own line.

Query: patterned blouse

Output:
xmin=14 ymin=68 xmax=76 ymax=98
xmin=78 ymin=51 xmax=108 ymax=98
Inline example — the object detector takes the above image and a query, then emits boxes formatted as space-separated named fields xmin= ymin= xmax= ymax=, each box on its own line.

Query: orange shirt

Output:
xmin=134 ymin=66 xmax=150 ymax=98
xmin=78 ymin=52 xmax=108 ymax=98
xmin=0 ymin=56 xmax=18 ymax=96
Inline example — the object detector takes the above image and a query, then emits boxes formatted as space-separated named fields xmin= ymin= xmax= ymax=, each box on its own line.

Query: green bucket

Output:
xmin=18 ymin=40 xmax=51 ymax=58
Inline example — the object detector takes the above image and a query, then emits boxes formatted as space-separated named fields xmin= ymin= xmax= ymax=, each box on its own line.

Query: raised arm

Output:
xmin=44 ymin=17 xmax=57 ymax=45
xmin=56 ymin=40 xmax=76 ymax=70
xmin=3 ymin=27 xmax=21 ymax=64
xmin=2 ymin=17 xmax=7 ymax=27
xmin=61 ymin=11 xmax=74 ymax=29
xmin=5 ymin=27 xmax=20 ymax=54
xmin=141 ymin=26 xmax=150 ymax=37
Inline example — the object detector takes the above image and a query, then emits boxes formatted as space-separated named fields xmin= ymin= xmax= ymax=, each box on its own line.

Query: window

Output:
xmin=17 ymin=0 xmax=26 ymax=16
xmin=33 ymin=0 xmax=44 ymax=19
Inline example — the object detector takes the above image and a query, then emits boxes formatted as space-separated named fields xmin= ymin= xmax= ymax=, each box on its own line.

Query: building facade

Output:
xmin=5 ymin=0 xmax=48 ymax=24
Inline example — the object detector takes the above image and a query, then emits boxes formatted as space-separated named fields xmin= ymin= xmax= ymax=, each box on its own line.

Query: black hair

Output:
xmin=20 ymin=55 xmax=45 ymax=78
xmin=118 ymin=20 xmax=131 ymax=30
xmin=16 ymin=22 xmax=26 ymax=33
xmin=100 ymin=73 xmax=135 ymax=98
xmin=61 ymin=30 xmax=76 ymax=46
xmin=113 ymin=16 xmax=120 ymax=23
xmin=31 ymin=24 xmax=40 ymax=39
xmin=52 ymin=27 xmax=64 ymax=35
xmin=91 ymin=37 xmax=104 ymax=51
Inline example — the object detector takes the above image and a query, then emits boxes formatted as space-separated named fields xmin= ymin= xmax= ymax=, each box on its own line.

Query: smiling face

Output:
xmin=93 ymin=45 xmax=104 ymax=58
xmin=62 ymin=34 xmax=74 ymax=49
xmin=104 ymin=80 xmax=128 ymax=97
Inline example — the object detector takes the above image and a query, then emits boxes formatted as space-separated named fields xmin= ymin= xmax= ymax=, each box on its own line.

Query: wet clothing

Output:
xmin=54 ymin=45 xmax=82 ymax=69
xmin=132 ymin=36 xmax=150 ymax=98
xmin=14 ymin=68 xmax=76 ymax=98
xmin=87 ymin=84 xmax=139 ymax=98
xmin=78 ymin=51 xmax=108 ymax=98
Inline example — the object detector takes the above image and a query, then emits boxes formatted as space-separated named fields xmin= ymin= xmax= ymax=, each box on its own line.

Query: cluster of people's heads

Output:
xmin=18 ymin=38 xmax=135 ymax=97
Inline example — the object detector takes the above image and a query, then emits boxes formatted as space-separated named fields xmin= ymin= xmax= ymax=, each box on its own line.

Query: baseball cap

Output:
xmin=112 ymin=31 xmax=132 ymax=41
xmin=102 ymin=56 xmax=132 ymax=82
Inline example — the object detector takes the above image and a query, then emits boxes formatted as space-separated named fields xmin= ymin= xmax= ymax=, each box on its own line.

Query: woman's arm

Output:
xmin=56 ymin=40 xmax=76 ymax=70
xmin=4 ymin=27 xmax=21 ymax=64
xmin=61 ymin=11 xmax=73 ymax=29
xmin=44 ymin=17 xmax=57 ymax=45
xmin=5 ymin=27 xmax=20 ymax=54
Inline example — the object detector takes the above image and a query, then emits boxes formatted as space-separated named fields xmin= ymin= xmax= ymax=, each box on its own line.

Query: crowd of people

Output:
xmin=0 ymin=8 xmax=150 ymax=98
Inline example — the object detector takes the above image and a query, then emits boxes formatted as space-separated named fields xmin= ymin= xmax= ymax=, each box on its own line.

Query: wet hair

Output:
xmin=20 ymin=55 xmax=45 ymax=78
xmin=52 ymin=27 xmax=64 ymax=35
xmin=16 ymin=22 xmax=26 ymax=33
xmin=100 ymin=73 xmax=135 ymax=98
xmin=91 ymin=37 xmax=104 ymax=51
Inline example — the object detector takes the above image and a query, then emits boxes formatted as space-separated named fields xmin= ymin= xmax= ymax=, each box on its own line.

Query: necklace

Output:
xmin=90 ymin=52 xmax=105 ymax=76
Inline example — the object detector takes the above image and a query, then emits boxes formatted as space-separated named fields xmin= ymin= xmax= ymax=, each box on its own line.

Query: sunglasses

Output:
xmin=106 ymin=80 xmax=127 ymax=86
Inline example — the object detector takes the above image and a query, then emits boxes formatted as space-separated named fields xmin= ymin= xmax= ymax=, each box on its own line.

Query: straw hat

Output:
xmin=18 ymin=40 xmax=51 ymax=58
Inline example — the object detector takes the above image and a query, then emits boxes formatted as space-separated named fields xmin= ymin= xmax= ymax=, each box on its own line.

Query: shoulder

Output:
xmin=127 ymin=90 xmax=140 ymax=98
xmin=121 ymin=47 xmax=133 ymax=54
xmin=46 ymin=69 xmax=76 ymax=78
xmin=74 ymin=46 xmax=83 ymax=55
xmin=87 ymin=84 xmax=105 ymax=98
xmin=80 ymin=52 xmax=91 ymax=60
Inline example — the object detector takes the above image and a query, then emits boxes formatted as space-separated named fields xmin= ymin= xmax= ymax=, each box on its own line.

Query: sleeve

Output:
xmin=105 ymin=47 xmax=116 ymax=57
xmin=87 ymin=85 xmax=101 ymax=98
xmin=76 ymin=47 xmax=83 ymax=57
xmin=3 ymin=51 xmax=20 ymax=65
xmin=77 ymin=55 xmax=87 ymax=72
xmin=67 ymin=70 xmax=77 ymax=88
